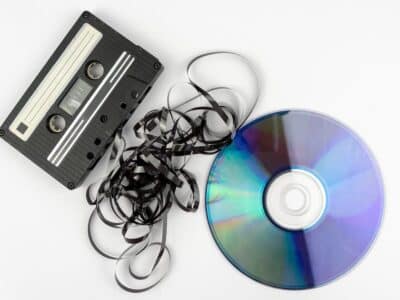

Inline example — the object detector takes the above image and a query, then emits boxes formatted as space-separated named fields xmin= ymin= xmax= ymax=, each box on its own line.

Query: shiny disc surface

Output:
xmin=205 ymin=110 xmax=384 ymax=289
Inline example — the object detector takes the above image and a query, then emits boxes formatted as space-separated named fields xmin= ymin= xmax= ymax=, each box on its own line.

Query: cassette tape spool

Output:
xmin=0 ymin=11 xmax=163 ymax=189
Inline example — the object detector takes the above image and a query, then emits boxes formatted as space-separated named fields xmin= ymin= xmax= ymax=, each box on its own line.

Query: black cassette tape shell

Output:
xmin=1 ymin=11 xmax=163 ymax=189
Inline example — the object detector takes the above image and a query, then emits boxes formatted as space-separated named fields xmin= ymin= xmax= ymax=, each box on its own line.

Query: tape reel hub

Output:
xmin=48 ymin=114 xmax=66 ymax=133
xmin=86 ymin=61 xmax=104 ymax=80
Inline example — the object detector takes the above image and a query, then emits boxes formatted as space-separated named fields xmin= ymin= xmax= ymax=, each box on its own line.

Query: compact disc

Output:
xmin=205 ymin=110 xmax=384 ymax=289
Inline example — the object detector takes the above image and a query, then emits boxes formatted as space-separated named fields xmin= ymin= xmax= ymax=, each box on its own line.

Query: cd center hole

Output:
xmin=283 ymin=188 xmax=307 ymax=212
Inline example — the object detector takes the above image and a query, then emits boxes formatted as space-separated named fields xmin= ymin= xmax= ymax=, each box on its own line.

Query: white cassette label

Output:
xmin=9 ymin=23 xmax=102 ymax=141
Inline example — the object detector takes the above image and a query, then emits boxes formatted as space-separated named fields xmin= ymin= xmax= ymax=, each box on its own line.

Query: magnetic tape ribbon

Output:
xmin=86 ymin=51 xmax=260 ymax=292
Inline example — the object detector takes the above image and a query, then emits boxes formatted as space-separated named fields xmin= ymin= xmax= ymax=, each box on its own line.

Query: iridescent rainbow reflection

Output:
xmin=205 ymin=110 xmax=384 ymax=289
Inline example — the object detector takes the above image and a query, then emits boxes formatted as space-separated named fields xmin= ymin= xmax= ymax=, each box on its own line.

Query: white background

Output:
xmin=0 ymin=0 xmax=399 ymax=299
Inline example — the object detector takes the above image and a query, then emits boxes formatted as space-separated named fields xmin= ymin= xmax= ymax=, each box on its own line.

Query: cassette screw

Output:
xmin=0 ymin=129 xmax=5 ymax=137
xmin=131 ymin=90 xmax=139 ymax=99
xmin=100 ymin=115 xmax=108 ymax=123
xmin=153 ymin=62 xmax=161 ymax=70
xmin=67 ymin=182 xmax=75 ymax=189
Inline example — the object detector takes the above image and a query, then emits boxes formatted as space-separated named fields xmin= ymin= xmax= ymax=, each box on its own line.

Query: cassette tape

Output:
xmin=0 ymin=11 xmax=163 ymax=189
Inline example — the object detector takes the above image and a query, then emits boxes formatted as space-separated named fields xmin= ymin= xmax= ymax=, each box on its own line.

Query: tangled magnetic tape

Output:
xmin=86 ymin=51 xmax=259 ymax=292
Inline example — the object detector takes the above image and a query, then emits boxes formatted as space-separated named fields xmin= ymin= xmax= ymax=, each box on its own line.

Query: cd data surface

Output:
xmin=205 ymin=110 xmax=384 ymax=289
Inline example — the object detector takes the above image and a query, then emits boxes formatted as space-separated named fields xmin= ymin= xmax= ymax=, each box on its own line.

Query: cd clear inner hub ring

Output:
xmin=264 ymin=169 xmax=327 ymax=230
